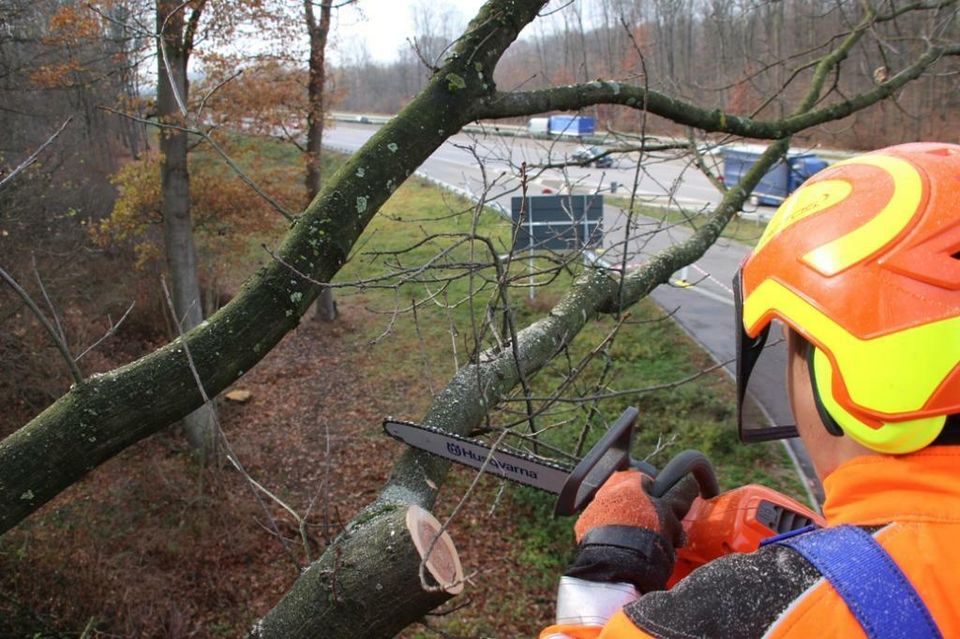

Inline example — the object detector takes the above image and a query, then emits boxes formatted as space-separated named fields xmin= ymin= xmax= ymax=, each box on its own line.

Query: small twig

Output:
xmin=300 ymin=398 xmax=337 ymax=558
xmin=277 ymin=120 xmax=307 ymax=153
xmin=407 ymin=36 xmax=440 ymax=73
xmin=196 ymin=68 xmax=244 ymax=121
xmin=368 ymin=286 xmax=403 ymax=345
xmin=508 ymin=357 xmax=738 ymax=403
xmin=32 ymin=255 xmax=67 ymax=349
xmin=157 ymin=36 xmax=188 ymax=116
xmin=201 ymin=134 xmax=296 ymax=221
xmin=0 ymin=118 xmax=72 ymax=191
xmin=0 ymin=265 xmax=83 ymax=384
xmin=79 ymin=616 xmax=97 ymax=639
xmin=418 ymin=428 xmax=514 ymax=593
xmin=641 ymin=432 xmax=680 ymax=464
xmin=76 ymin=301 xmax=136 ymax=361
xmin=411 ymin=297 xmax=437 ymax=397
xmin=443 ymin=290 xmax=460 ymax=371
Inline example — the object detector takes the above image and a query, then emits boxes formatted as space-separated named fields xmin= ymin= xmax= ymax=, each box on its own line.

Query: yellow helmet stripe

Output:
xmin=754 ymin=180 xmax=853 ymax=255
xmin=744 ymin=279 xmax=960 ymax=415
xmin=801 ymin=155 xmax=923 ymax=276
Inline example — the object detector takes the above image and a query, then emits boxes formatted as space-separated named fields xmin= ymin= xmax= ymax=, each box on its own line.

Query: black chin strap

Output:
xmin=806 ymin=345 xmax=844 ymax=437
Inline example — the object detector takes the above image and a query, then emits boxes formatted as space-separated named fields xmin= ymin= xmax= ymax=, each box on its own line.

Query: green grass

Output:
xmin=608 ymin=196 xmax=769 ymax=246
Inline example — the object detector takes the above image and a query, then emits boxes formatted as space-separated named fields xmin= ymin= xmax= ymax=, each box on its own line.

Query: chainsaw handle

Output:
xmin=554 ymin=407 xmax=638 ymax=516
xmin=649 ymin=450 xmax=720 ymax=500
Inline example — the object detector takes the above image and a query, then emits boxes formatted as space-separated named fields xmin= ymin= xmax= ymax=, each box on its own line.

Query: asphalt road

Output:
xmin=326 ymin=122 xmax=823 ymax=505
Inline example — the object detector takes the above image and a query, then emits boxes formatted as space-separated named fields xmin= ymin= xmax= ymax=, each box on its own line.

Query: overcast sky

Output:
xmin=330 ymin=1 xmax=488 ymax=64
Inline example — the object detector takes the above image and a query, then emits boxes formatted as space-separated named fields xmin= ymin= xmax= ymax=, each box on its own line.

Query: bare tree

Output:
xmin=155 ymin=0 xmax=219 ymax=460
xmin=0 ymin=0 xmax=145 ymax=432
xmin=304 ymin=0 xmax=340 ymax=321
xmin=334 ymin=0 xmax=960 ymax=146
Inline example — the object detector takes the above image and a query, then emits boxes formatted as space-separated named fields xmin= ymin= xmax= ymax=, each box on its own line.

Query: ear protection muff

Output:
xmin=807 ymin=345 xmax=945 ymax=453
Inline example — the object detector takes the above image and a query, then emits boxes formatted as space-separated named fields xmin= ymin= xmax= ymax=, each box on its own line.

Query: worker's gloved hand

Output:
xmin=564 ymin=469 xmax=700 ymax=593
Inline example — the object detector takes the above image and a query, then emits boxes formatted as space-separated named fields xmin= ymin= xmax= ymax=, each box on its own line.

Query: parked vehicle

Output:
xmin=571 ymin=146 xmax=614 ymax=168
xmin=528 ymin=117 xmax=549 ymax=135
xmin=547 ymin=115 xmax=595 ymax=137
xmin=722 ymin=145 xmax=828 ymax=206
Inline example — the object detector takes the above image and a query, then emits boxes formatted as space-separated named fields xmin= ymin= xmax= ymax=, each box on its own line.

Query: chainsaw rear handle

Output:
xmin=650 ymin=450 xmax=720 ymax=500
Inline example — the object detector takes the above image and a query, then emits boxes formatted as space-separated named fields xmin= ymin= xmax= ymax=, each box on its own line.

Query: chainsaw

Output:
xmin=384 ymin=406 xmax=825 ymax=586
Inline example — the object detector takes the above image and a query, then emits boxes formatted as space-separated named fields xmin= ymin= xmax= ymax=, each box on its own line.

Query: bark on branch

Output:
xmin=252 ymin=505 xmax=463 ymax=638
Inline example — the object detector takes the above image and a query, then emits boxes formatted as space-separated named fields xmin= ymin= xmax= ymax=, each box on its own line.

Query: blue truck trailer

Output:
xmin=722 ymin=145 xmax=829 ymax=206
xmin=548 ymin=115 xmax=595 ymax=137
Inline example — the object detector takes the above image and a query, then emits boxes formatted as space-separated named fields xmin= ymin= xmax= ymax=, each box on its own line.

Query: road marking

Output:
xmin=690 ymin=263 xmax=735 ymax=295
xmin=683 ymin=284 xmax=734 ymax=307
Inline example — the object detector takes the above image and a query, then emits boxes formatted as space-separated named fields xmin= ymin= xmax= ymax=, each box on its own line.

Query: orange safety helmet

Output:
xmin=736 ymin=142 xmax=960 ymax=454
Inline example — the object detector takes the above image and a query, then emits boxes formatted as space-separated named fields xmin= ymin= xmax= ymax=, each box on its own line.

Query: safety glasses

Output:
xmin=733 ymin=269 xmax=799 ymax=443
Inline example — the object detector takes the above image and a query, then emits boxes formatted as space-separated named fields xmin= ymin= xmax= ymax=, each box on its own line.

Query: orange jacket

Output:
xmin=542 ymin=447 xmax=960 ymax=638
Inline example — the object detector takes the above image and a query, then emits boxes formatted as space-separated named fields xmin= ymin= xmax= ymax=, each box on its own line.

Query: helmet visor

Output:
xmin=734 ymin=269 xmax=799 ymax=443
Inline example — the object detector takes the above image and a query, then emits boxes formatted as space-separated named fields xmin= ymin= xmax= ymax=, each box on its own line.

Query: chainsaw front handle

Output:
xmin=555 ymin=407 xmax=641 ymax=516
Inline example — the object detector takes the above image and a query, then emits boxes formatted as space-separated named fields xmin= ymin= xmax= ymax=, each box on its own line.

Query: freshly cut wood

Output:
xmin=252 ymin=504 xmax=463 ymax=639
xmin=224 ymin=389 xmax=253 ymax=403
xmin=407 ymin=504 xmax=464 ymax=595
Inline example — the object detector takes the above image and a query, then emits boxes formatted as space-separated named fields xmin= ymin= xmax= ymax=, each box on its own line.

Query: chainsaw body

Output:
xmin=669 ymin=484 xmax=826 ymax=587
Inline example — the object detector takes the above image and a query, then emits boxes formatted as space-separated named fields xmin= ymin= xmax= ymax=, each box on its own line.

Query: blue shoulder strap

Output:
xmin=771 ymin=525 xmax=942 ymax=639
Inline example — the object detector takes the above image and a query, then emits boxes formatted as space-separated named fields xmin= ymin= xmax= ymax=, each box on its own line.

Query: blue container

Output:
xmin=722 ymin=146 xmax=829 ymax=206
xmin=548 ymin=115 xmax=596 ymax=137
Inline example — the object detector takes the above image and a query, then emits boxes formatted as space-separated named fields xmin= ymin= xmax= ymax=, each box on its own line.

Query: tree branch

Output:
xmin=0 ymin=118 xmax=72 ymax=191
xmin=472 ymin=41 xmax=953 ymax=139
xmin=0 ymin=0 xmax=549 ymax=538
xmin=182 ymin=0 xmax=208 ymax=57
xmin=0 ymin=266 xmax=83 ymax=384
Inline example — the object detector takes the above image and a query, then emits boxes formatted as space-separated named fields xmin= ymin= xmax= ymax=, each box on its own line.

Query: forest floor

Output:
xmin=0 ymin=297 xmax=570 ymax=638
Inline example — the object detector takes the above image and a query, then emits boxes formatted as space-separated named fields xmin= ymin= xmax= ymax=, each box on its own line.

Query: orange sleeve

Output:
xmin=539 ymin=624 xmax=602 ymax=639
xmin=598 ymin=611 xmax=657 ymax=638
xmin=541 ymin=611 xmax=656 ymax=639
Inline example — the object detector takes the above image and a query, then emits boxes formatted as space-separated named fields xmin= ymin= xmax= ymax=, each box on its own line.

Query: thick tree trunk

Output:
xmin=156 ymin=0 xmax=217 ymax=460
xmin=305 ymin=0 xmax=338 ymax=323
xmin=252 ymin=505 xmax=462 ymax=638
